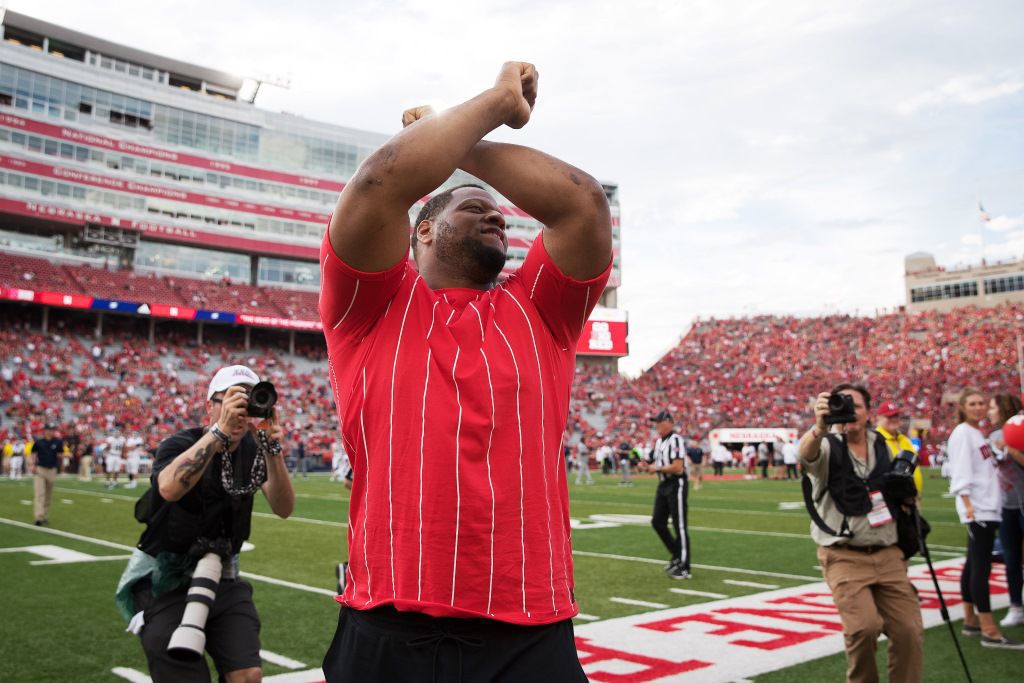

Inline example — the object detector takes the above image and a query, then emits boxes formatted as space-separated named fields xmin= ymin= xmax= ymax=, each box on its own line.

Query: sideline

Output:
xmin=41 ymin=486 xmax=348 ymax=528
xmin=0 ymin=517 xmax=337 ymax=598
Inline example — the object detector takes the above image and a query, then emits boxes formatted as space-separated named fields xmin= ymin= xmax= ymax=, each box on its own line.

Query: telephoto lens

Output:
xmin=166 ymin=552 xmax=223 ymax=660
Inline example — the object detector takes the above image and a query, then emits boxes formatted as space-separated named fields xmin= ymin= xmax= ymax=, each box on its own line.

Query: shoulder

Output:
xmin=157 ymin=428 xmax=204 ymax=456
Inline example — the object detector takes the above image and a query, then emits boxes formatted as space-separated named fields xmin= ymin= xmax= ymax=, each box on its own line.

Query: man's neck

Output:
xmin=418 ymin=260 xmax=497 ymax=291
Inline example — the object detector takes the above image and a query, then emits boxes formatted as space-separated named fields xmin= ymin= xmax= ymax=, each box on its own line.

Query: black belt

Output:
xmin=839 ymin=544 xmax=891 ymax=554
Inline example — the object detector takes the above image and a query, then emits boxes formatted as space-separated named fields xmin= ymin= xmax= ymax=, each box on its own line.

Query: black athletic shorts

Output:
xmin=136 ymin=578 xmax=261 ymax=682
xmin=323 ymin=605 xmax=587 ymax=682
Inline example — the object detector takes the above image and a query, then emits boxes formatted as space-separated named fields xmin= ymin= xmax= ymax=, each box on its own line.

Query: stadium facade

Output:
xmin=0 ymin=10 xmax=627 ymax=367
xmin=904 ymin=251 xmax=1024 ymax=313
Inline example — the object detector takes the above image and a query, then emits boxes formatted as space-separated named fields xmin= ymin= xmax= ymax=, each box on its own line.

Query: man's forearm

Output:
xmin=157 ymin=432 xmax=222 ymax=502
xmin=354 ymin=89 xmax=516 ymax=211
xmin=798 ymin=429 xmax=823 ymax=463
xmin=460 ymin=141 xmax=606 ymax=229
xmin=262 ymin=453 xmax=294 ymax=519
xmin=460 ymin=140 xmax=611 ymax=279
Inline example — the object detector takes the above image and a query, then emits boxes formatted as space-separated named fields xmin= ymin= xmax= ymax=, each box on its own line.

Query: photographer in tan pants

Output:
xmin=799 ymin=384 xmax=923 ymax=683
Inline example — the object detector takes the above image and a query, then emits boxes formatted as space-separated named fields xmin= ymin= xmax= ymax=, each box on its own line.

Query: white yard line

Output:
xmin=573 ymin=550 xmax=820 ymax=582
xmin=723 ymin=579 xmax=779 ymax=589
xmin=111 ymin=667 xmax=152 ymax=683
xmin=690 ymin=526 xmax=810 ymax=540
xmin=574 ymin=613 xmax=600 ymax=621
xmin=611 ymin=597 xmax=669 ymax=609
xmin=0 ymin=517 xmax=337 ymax=597
xmin=260 ymin=649 xmax=306 ymax=670
xmin=669 ymin=588 xmax=729 ymax=599
xmin=32 ymin=555 xmax=133 ymax=565
xmin=0 ymin=517 xmax=134 ymax=551
xmin=252 ymin=511 xmax=346 ymax=528
xmin=47 ymin=486 xmax=347 ymax=528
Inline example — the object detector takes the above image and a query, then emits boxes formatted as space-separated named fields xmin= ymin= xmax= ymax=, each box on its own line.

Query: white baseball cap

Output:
xmin=207 ymin=365 xmax=260 ymax=399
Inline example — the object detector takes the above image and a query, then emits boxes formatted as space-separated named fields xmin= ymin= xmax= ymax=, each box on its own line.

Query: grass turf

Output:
xmin=0 ymin=469 xmax=1019 ymax=681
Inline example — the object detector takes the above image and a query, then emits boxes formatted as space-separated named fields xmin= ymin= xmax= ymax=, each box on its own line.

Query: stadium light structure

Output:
xmin=246 ymin=73 xmax=291 ymax=104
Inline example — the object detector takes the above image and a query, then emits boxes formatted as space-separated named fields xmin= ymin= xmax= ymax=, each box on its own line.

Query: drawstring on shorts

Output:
xmin=406 ymin=631 xmax=485 ymax=683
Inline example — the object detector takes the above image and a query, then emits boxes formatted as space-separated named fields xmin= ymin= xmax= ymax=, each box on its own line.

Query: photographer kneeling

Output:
xmin=799 ymin=383 xmax=923 ymax=683
xmin=115 ymin=365 xmax=294 ymax=683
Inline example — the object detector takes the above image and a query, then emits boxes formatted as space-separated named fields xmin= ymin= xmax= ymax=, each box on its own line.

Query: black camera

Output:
xmin=824 ymin=392 xmax=857 ymax=425
xmin=883 ymin=450 xmax=918 ymax=502
xmin=246 ymin=381 xmax=278 ymax=419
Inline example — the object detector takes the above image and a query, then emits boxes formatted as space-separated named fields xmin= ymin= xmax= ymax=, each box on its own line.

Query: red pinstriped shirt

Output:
xmin=320 ymin=230 xmax=609 ymax=625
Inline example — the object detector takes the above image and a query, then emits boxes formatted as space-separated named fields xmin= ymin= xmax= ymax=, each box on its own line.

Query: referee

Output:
xmin=640 ymin=410 xmax=691 ymax=579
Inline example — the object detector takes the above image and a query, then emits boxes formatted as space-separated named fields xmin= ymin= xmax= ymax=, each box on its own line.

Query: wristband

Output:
xmin=209 ymin=424 xmax=231 ymax=449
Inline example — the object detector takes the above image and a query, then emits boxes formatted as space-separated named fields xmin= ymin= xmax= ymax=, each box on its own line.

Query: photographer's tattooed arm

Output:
xmin=157 ymin=432 xmax=225 ymax=502
xmin=157 ymin=384 xmax=248 ymax=502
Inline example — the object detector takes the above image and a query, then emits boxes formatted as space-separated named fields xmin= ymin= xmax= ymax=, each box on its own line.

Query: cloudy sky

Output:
xmin=17 ymin=0 xmax=1024 ymax=375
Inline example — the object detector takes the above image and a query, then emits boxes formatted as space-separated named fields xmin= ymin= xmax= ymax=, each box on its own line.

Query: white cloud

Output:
xmin=897 ymin=73 xmax=1024 ymax=116
xmin=961 ymin=234 xmax=982 ymax=246
xmin=11 ymin=0 xmax=1024 ymax=376
xmin=986 ymin=215 xmax=1024 ymax=233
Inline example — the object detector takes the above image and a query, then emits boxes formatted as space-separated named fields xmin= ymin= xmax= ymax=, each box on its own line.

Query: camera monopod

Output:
xmin=912 ymin=504 xmax=972 ymax=683
xmin=166 ymin=550 xmax=224 ymax=661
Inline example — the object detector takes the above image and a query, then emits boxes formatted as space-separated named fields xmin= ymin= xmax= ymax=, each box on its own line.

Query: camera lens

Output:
xmin=246 ymin=381 xmax=277 ymax=418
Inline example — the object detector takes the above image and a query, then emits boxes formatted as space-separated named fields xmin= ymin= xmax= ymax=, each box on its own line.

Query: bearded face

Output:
xmin=433 ymin=217 xmax=508 ymax=284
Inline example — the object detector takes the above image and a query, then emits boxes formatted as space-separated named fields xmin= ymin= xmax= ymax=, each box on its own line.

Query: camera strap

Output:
xmin=803 ymin=432 xmax=892 ymax=539
xmin=802 ymin=473 xmax=853 ymax=538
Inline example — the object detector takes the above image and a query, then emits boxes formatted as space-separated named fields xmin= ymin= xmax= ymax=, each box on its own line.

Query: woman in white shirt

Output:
xmin=949 ymin=388 xmax=1023 ymax=649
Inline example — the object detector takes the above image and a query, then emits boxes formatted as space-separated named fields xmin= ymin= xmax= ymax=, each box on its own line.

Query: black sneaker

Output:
xmin=668 ymin=566 xmax=692 ymax=580
xmin=981 ymin=634 xmax=1024 ymax=650
xmin=664 ymin=558 xmax=681 ymax=572
xmin=961 ymin=624 xmax=981 ymax=637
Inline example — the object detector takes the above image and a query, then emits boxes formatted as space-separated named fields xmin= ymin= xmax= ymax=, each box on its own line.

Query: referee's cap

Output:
xmin=207 ymin=365 xmax=260 ymax=399
xmin=649 ymin=410 xmax=673 ymax=423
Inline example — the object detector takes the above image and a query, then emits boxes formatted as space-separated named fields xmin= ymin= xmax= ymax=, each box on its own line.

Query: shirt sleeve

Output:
xmin=948 ymin=426 xmax=974 ymax=498
xmin=151 ymin=431 xmax=197 ymax=480
xmin=800 ymin=436 xmax=830 ymax=478
xmin=670 ymin=436 xmax=685 ymax=462
xmin=318 ymin=227 xmax=410 ymax=342
xmin=506 ymin=232 xmax=611 ymax=349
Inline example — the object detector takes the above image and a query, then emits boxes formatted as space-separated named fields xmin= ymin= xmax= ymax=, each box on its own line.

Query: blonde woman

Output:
xmin=949 ymin=388 xmax=1023 ymax=649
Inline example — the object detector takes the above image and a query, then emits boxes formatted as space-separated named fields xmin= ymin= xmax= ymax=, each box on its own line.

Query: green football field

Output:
xmin=0 ymin=469 xmax=1019 ymax=682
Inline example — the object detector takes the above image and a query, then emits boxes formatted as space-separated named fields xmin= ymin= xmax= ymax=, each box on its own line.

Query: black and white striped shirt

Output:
xmin=651 ymin=432 xmax=687 ymax=482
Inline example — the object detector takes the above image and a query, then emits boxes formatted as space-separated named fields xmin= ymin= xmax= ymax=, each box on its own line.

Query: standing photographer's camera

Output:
xmin=824 ymin=391 xmax=857 ymax=424
xmin=246 ymin=381 xmax=277 ymax=419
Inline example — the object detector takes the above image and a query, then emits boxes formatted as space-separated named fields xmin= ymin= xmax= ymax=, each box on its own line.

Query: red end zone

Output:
xmin=573 ymin=558 xmax=1002 ymax=682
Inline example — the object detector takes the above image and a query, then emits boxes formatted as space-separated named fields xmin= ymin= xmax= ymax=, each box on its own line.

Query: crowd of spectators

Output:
xmin=574 ymin=304 xmax=1022 ymax=451
xmin=1 ymin=303 xmax=1019 ymax=473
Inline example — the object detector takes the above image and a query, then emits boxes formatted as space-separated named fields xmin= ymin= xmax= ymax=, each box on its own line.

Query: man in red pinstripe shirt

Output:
xmin=318 ymin=62 xmax=612 ymax=681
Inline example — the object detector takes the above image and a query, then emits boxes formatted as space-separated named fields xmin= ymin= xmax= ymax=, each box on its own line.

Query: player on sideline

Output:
xmin=318 ymin=62 xmax=611 ymax=682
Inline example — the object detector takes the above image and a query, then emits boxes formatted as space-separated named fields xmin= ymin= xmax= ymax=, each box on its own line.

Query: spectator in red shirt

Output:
xmin=318 ymin=63 xmax=611 ymax=682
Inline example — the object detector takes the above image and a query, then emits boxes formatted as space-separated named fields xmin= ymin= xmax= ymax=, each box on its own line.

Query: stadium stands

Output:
xmin=2 ymin=298 xmax=1019 ymax=466
xmin=66 ymin=264 xmax=187 ymax=305
xmin=0 ymin=253 xmax=82 ymax=294
xmin=263 ymin=287 xmax=319 ymax=321
xmin=170 ymin=278 xmax=275 ymax=315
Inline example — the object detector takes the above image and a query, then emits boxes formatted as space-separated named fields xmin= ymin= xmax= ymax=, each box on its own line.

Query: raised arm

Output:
xmin=328 ymin=63 xmax=536 ymax=272
xmin=458 ymin=141 xmax=612 ymax=280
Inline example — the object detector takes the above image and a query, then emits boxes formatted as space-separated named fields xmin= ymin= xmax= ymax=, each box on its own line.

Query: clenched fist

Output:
xmin=401 ymin=105 xmax=435 ymax=129
xmin=494 ymin=61 xmax=538 ymax=129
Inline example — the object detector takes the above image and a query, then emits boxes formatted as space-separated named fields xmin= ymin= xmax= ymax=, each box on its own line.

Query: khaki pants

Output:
xmin=33 ymin=466 xmax=57 ymax=523
xmin=78 ymin=455 xmax=93 ymax=481
xmin=818 ymin=545 xmax=923 ymax=683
